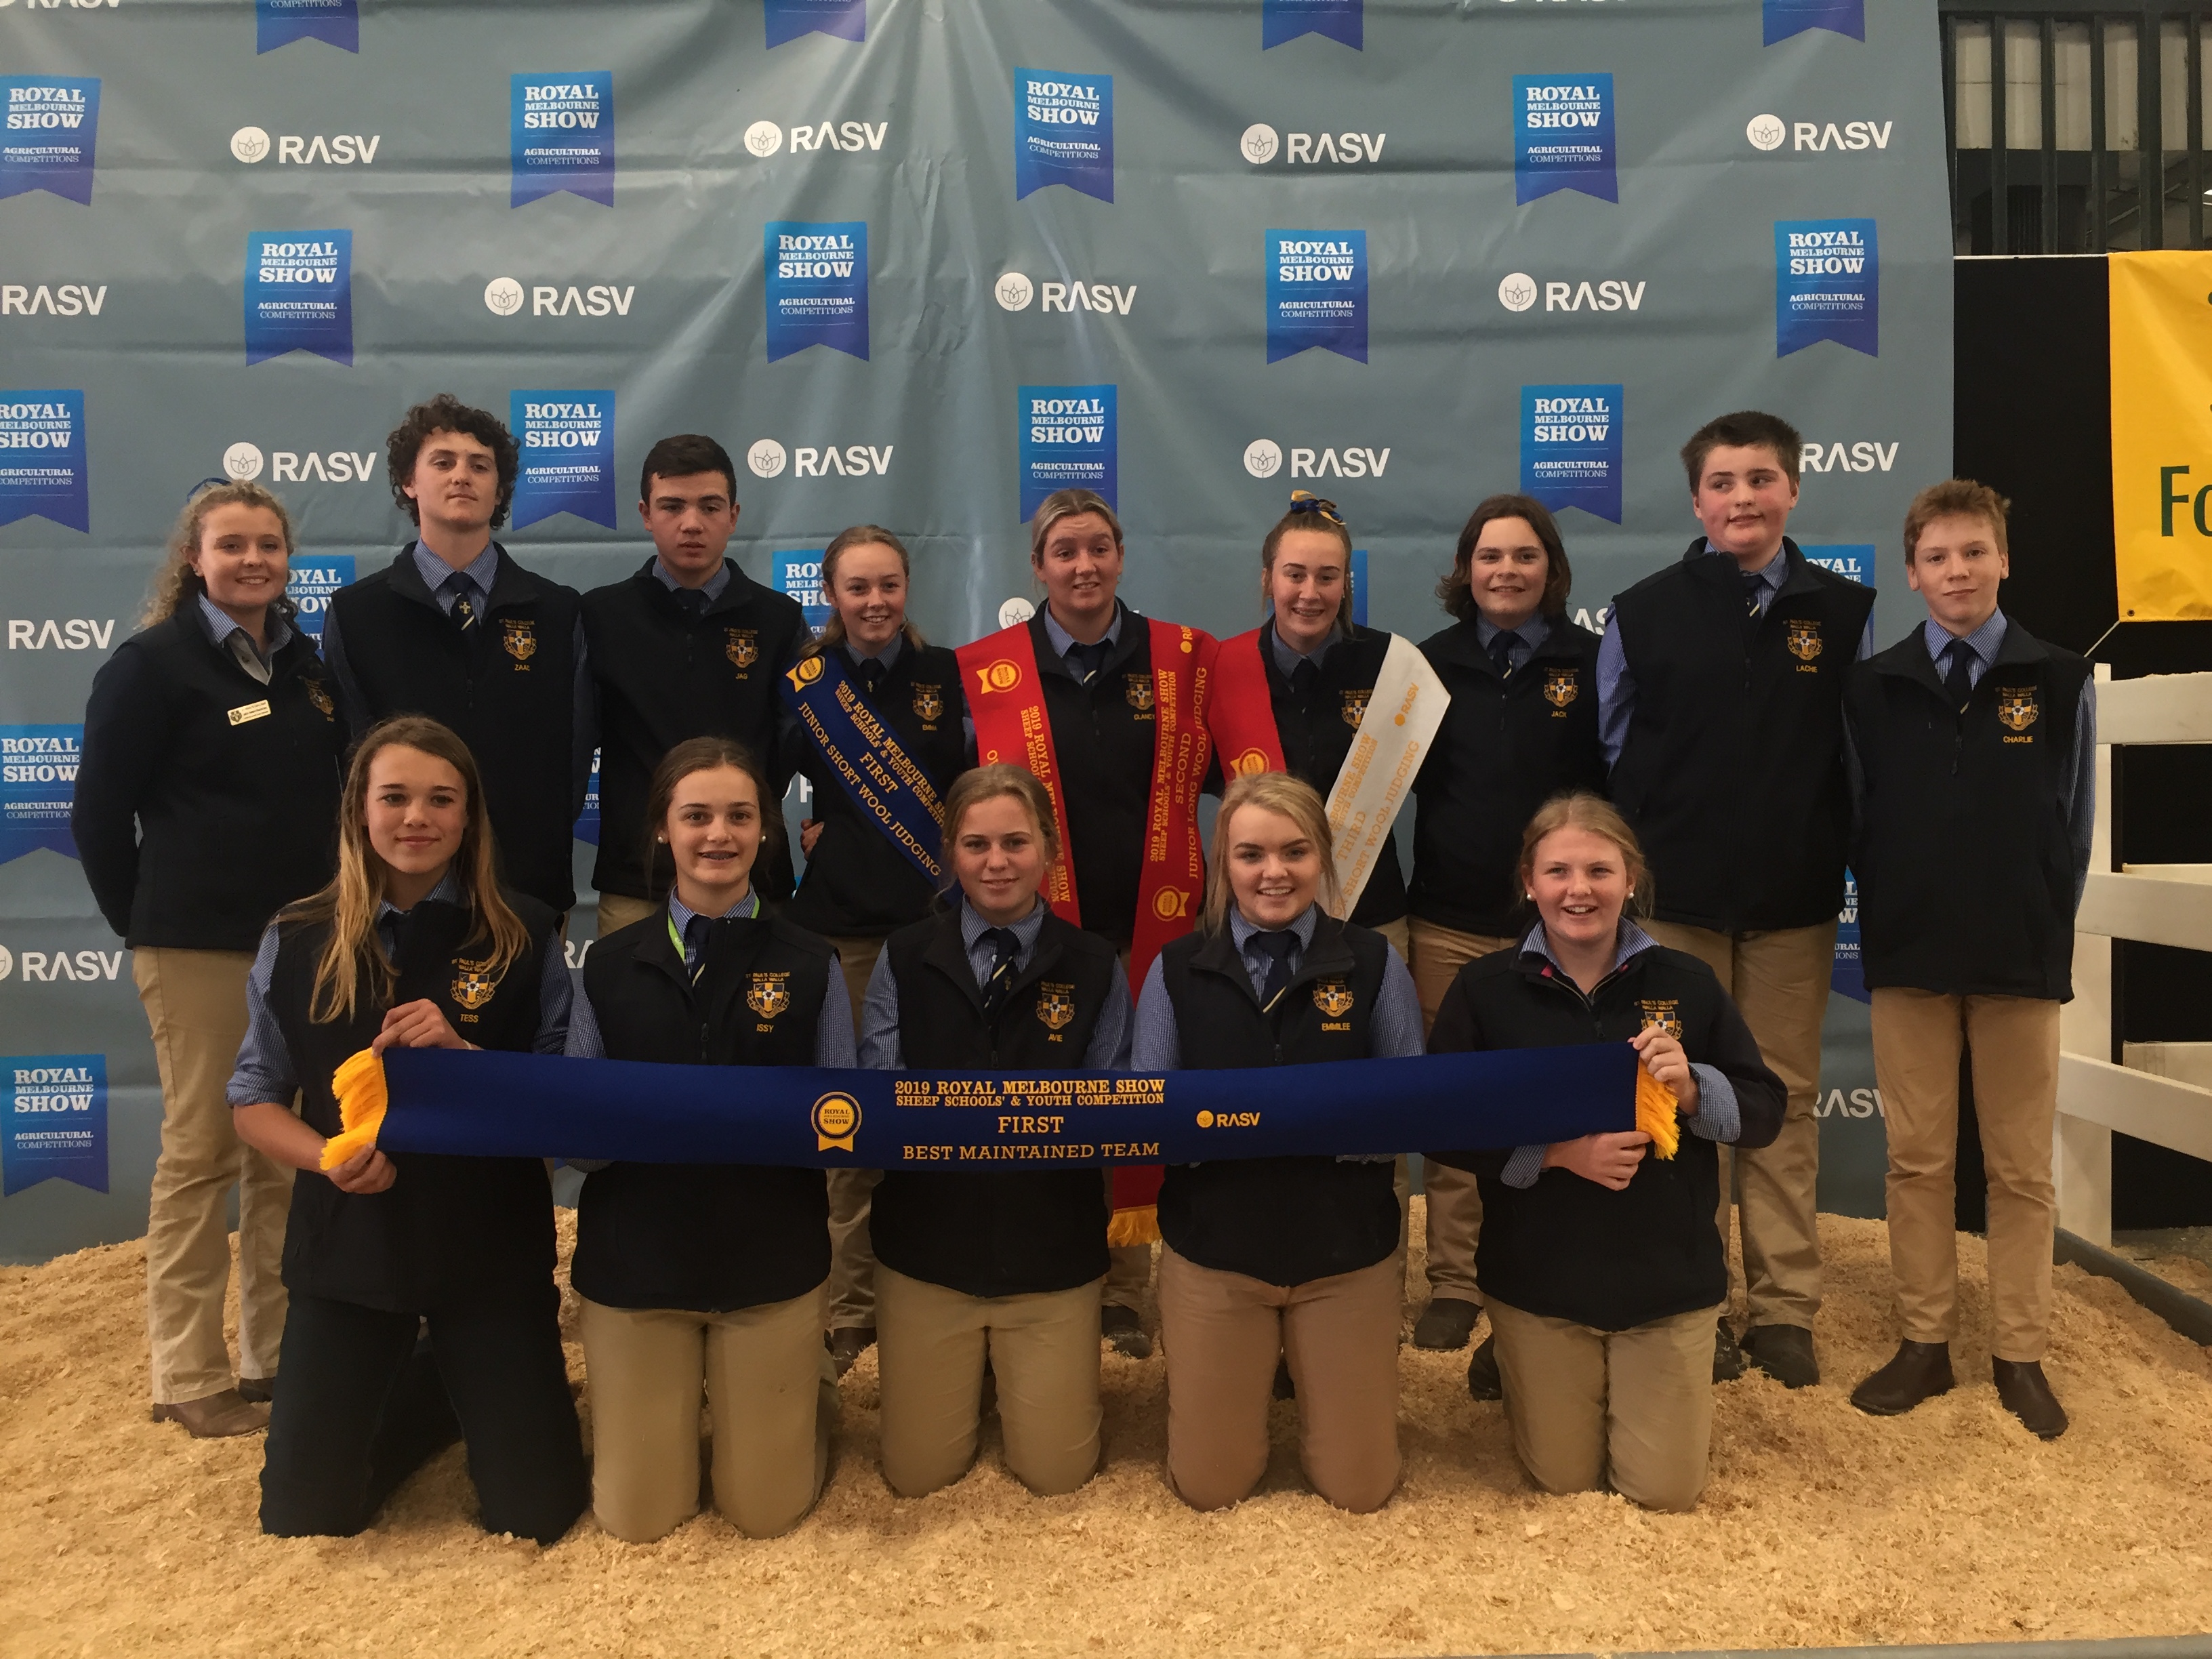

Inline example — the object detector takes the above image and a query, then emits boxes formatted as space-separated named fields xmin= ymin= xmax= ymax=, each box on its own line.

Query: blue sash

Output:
xmin=373 ymin=1042 xmax=1639 ymax=1168
xmin=780 ymin=647 xmax=945 ymax=884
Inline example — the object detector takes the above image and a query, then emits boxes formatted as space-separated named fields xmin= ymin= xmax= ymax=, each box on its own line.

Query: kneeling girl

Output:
xmin=567 ymin=736 xmax=854 ymax=1542
xmin=1135 ymin=772 xmax=1425 ymax=1513
xmin=859 ymin=763 xmax=1132 ymax=1497
xmin=1426 ymin=792 xmax=1783 ymax=1511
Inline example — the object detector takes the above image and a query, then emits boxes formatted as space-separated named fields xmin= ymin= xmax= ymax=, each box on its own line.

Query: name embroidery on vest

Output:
xmin=451 ymin=954 xmax=506 ymax=1023
xmin=1340 ymin=688 xmax=1370 ymax=728
xmin=1786 ymin=619 xmax=1822 ymax=674
xmin=1124 ymin=672 xmax=1155 ymax=716
xmin=1999 ymin=685 xmax=2039 ymax=743
xmin=1635 ymin=998 xmax=1683 ymax=1038
xmin=748 ymin=971 xmax=792 ymax=1031
xmin=1312 ymin=977 xmax=1355 ymax=1030
xmin=1036 ymin=981 xmax=1076 ymax=1041
xmin=726 ymin=628 xmax=758 ymax=671
xmin=912 ymin=682 xmax=943 ymax=724
xmin=501 ymin=619 xmax=537 ymax=668
xmin=1544 ymin=668 xmax=1579 ymax=716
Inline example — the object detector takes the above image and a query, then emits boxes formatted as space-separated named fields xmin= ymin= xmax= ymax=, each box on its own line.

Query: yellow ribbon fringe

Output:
xmin=1635 ymin=1066 xmax=1681 ymax=1160
xmin=318 ymin=1048 xmax=388 ymax=1171
xmin=1105 ymin=1204 xmax=1161 ymax=1248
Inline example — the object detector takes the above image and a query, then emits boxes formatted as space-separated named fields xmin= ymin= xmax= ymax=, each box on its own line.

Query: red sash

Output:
xmin=1206 ymin=627 xmax=1286 ymax=781
xmin=958 ymin=620 xmax=1080 ymax=922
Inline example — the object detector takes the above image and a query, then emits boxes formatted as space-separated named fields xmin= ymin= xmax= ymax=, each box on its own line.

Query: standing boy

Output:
xmin=1843 ymin=480 xmax=2091 ymax=1439
xmin=1599 ymin=410 xmax=1875 ymax=1387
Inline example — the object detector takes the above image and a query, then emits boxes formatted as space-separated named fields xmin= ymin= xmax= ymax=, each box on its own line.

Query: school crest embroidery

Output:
xmin=1340 ymin=689 xmax=1370 ymax=728
xmin=1999 ymin=687 xmax=2040 ymax=732
xmin=725 ymin=629 xmax=759 ymax=670
xmin=1786 ymin=619 xmax=1823 ymax=663
xmin=912 ymin=682 xmax=944 ymax=722
xmin=1124 ymin=672 xmax=1155 ymax=712
xmin=1636 ymin=998 xmax=1683 ymax=1039
xmin=1311 ymin=979 xmax=1356 ymax=1019
xmin=747 ymin=972 xmax=792 ymax=1019
xmin=305 ymin=680 xmax=335 ymax=719
xmin=1036 ymin=982 xmax=1076 ymax=1031
xmin=451 ymin=956 xmax=504 ymax=1010
xmin=500 ymin=619 xmax=537 ymax=665
xmin=1544 ymin=668 xmax=1579 ymax=709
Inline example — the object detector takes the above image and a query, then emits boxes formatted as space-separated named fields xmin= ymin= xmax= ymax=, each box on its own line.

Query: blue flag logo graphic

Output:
xmin=0 ymin=392 xmax=89 ymax=532
xmin=766 ymin=0 xmax=866 ymax=46
xmin=1 ymin=77 xmax=100 ymax=205
xmin=574 ymin=749 xmax=601 ymax=846
xmin=765 ymin=222 xmax=869 ymax=361
xmin=1776 ymin=219 xmax=1879 ymax=356
xmin=1765 ymin=0 xmax=1864 ymax=45
xmin=1019 ymin=386 xmax=1117 ymax=520
xmin=286 ymin=555 xmax=354 ymax=640
xmin=1014 ymin=69 xmax=1113 ymax=203
xmin=257 ymin=0 xmax=359 ymax=53
xmin=0 ymin=724 xmax=83 ymax=863
xmin=1349 ymin=548 xmax=1368 ymax=628
xmin=512 ymin=73 xmax=614 ymax=207
xmin=510 ymin=391 xmax=617 ymax=529
xmin=775 ymin=550 xmax=832 ymax=634
xmin=1263 ymin=0 xmax=1362 ymax=49
xmin=1513 ymin=75 xmax=1616 ymax=205
xmin=245 ymin=232 xmax=353 ymax=366
xmin=1521 ymin=384 xmax=1623 ymax=524
xmin=3 ymin=1054 xmax=107 ymax=1197
xmin=1801 ymin=544 xmax=1874 ymax=584
xmin=1832 ymin=872 xmax=1868 ymax=1001
xmin=1266 ymin=230 xmax=1368 ymax=364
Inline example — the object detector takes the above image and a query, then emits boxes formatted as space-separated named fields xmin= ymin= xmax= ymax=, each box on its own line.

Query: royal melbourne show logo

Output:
xmin=245 ymin=231 xmax=352 ymax=365
xmin=1266 ymin=230 xmax=1366 ymax=363
xmin=512 ymin=73 xmax=613 ymax=207
xmin=1 ymin=77 xmax=98 ymax=204
xmin=285 ymin=556 xmax=354 ymax=640
xmin=774 ymin=550 xmax=832 ymax=633
xmin=0 ymin=391 xmax=87 ymax=530
xmin=1776 ymin=218 xmax=1878 ymax=356
xmin=1019 ymin=386 xmax=1115 ymax=520
xmin=1263 ymin=0 xmax=1361 ymax=49
xmin=0 ymin=724 xmax=83 ymax=862
xmin=1513 ymin=75 xmax=1615 ymax=203
xmin=509 ymin=391 xmax=615 ymax=528
xmin=3 ymin=1054 xmax=106 ymax=1195
xmin=256 ymin=0 xmax=357 ymax=53
xmin=1015 ymin=69 xmax=1113 ymax=203
xmin=1521 ymin=384 xmax=1622 ymax=523
xmin=765 ymin=221 xmax=868 ymax=361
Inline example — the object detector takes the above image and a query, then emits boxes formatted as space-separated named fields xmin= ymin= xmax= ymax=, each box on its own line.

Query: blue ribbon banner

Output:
xmin=1776 ymin=218 xmax=1879 ymax=357
xmin=1513 ymin=74 xmax=1615 ymax=205
xmin=574 ymin=748 xmax=601 ymax=846
xmin=0 ymin=724 xmax=81 ymax=865
xmin=257 ymin=0 xmax=359 ymax=54
xmin=1349 ymin=548 xmax=1368 ymax=628
xmin=509 ymin=390 xmax=617 ymax=529
xmin=0 ymin=391 xmax=89 ymax=532
xmin=245 ymin=231 xmax=353 ymax=366
xmin=1263 ymin=0 xmax=1362 ymax=49
xmin=780 ymin=649 xmax=948 ymax=884
xmin=512 ymin=71 xmax=614 ymax=207
xmin=1800 ymin=544 xmax=1873 ymax=584
xmin=2 ymin=1054 xmax=106 ymax=1197
xmin=764 ymin=220 xmax=870 ymax=361
xmin=1266 ymin=230 xmax=1368 ymax=364
xmin=766 ymin=0 xmax=866 ymax=47
xmin=775 ymin=549 xmax=832 ymax=634
xmin=1018 ymin=384 xmax=1116 ymax=520
xmin=1521 ymin=383 xmax=1623 ymax=524
xmin=285 ymin=554 xmax=354 ymax=641
xmin=1765 ymin=0 xmax=1864 ymax=45
xmin=1013 ymin=68 xmax=1113 ymax=203
xmin=375 ymin=1042 xmax=1639 ymax=1170
xmin=1 ymin=76 xmax=99 ymax=205
xmin=1832 ymin=871 xmax=1868 ymax=1003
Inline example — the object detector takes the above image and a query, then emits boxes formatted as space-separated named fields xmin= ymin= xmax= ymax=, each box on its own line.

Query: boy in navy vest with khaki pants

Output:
xmin=1843 ymin=480 xmax=2093 ymax=1439
xmin=1599 ymin=411 xmax=1875 ymax=1389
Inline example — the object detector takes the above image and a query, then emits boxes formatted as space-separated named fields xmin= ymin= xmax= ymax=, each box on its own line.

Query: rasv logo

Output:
xmin=1242 ymin=438 xmax=1391 ymax=479
xmin=222 ymin=441 xmax=379 ymax=484
xmin=1746 ymin=113 xmax=1893 ymax=152
xmin=742 ymin=118 xmax=889 ymax=157
xmin=743 ymin=439 xmax=893 ymax=479
xmin=992 ymin=272 xmax=1136 ymax=316
xmin=1799 ymin=441 xmax=1898 ymax=474
xmin=1238 ymin=125 xmax=1386 ymax=165
xmin=1 ymin=2 xmax=121 ymax=12
xmin=230 ymin=127 xmax=380 ymax=165
xmin=7 ymin=619 xmax=112 ymax=650
xmin=0 ymin=945 xmax=123 ymax=983
xmin=1498 ymin=272 xmax=1645 ymax=313
xmin=483 ymin=277 xmax=636 ymax=319
xmin=1 ymin=284 xmax=105 ymax=316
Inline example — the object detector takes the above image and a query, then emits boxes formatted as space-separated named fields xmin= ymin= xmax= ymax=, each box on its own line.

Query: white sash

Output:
xmin=1324 ymin=632 xmax=1450 ymax=915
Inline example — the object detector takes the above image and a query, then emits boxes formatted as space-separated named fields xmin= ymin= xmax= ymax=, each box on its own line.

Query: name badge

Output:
xmin=227 ymin=700 xmax=272 ymax=726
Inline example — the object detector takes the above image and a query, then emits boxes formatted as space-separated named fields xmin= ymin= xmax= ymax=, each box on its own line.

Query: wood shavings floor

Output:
xmin=5 ymin=1206 xmax=2210 ymax=1658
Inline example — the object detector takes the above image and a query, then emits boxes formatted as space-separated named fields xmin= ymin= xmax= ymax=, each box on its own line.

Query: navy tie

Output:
xmin=682 ymin=913 xmax=712 ymax=982
xmin=1740 ymin=570 xmax=1765 ymax=617
xmin=979 ymin=926 xmax=1020 ymax=1017
xmin=1249 ymin=929 xmax=1298 ymax=1011
xmin=1065 ymin=639 xmax=1111 ymax=685
xmin=1289 ymin=658 xmax=1318 ymax=701
xmin=445 ymin=575 xmax=478 ymax=631
xmin=673 ymin=587 xmax=708 ymax=621
xmin=1488 ymin=629 xmax=1521 ymax=680
xmin=859 ymin=656 xmax=887 ymax=697
xmin=1944 ymin=637 xmax=1975 ymax=709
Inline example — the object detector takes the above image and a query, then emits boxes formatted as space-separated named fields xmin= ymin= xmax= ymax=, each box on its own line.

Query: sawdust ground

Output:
xmin=4 ymin=1205 xmax=2211 ymax=1658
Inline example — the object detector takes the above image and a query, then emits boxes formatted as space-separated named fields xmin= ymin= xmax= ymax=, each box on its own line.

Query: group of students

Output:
xmin=71 ymin=394 xmax=2091 ymax=1546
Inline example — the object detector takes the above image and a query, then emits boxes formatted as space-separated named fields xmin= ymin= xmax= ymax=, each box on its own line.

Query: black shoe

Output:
xmin=1741 ymin=1323 xmax=1818 ymax=1388
xmin=1713 ymin=1318 xmax=1745 ymax=1382
xmin=1101 ymin=1302 xmax=1153 ymax=1359
xmin=827 ymin=1326 xmax=876 ymax=1377
xmin=1412 ymin=1297 xmax=1481 ymax=1351
xmin=1993 ymin=1358 xmax=2068 ymax=1439
xmin=1273 ymin=1356 xmax=1296 ymax=1400
xmin=1465 ymin=1335 xmax=1502 ymax=1401
xmin=237 ymin=1374 xmax=276 ymax=1405
xmin=1850 ymin=1340 xmax=1953 ymax=1416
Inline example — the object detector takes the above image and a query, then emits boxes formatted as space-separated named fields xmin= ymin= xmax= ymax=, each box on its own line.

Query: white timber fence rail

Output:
xmin=2056 ymin=665 xmax=2212 ymax=1248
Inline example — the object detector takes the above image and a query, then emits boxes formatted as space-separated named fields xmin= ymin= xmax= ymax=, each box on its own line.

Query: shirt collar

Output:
xmin=412 ymin=539 xmax=501 ymax=600
xmin=194 ymin=591 xmax=293 ymax=660
xmin=1228 ymin=901 xmax=1319 ymax=954
xmin=1473 ymin=613 xmax=1550 ymax=651
xmin=1706 ymin=539 xmax=1790 ymax=590
xmin=1519 ymin=915 xmax=1658 ymax=978
xmin=844 ymin=632 xmax=905 ymax=671
xmin=1923 ymin=609 xmax=2008 ymax=669
xmin=960 ymin=891 xmax=1047 ymax=956
xmin=1041 ymin=600 xmax=1122 ymax=659
xmin=1266 ymin=616 xmax=1343 ymax=678
xmin=667 ymin=887 xmax=761 ymax=935
xmin=375 ymin=867 xmax=466 ymax=924
xmin=652 ymin=558 xmax=732 ymax=602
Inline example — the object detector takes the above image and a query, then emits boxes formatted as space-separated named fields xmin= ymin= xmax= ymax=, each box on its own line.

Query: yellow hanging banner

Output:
xmin=2110 ymin=250 xmax=2212 ymax=621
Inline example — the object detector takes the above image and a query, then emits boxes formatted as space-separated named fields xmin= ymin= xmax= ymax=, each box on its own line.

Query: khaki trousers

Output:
xmin=134 ymin=947 xmax=293 ymax=1404
xmin=595 ymin=890 xmax=660 ymax=938
xmin=1488 ymin=1294 xmax=1720 ymax=1513
xmin=1157 ymin=1244 xmax=1400 ymax=1513
xmin=579 ymin=1284 xmax=836 ymax=1542
xmin=823 ymin=934 xmax=888 ymax=1330
xmin=876 ymin=1266 xmax=1103 ymax=1498
xmin=1872 ymin=989 xmax=2060 ymax=1362
xmin=1408 ymin=918 xmax=1515 ymax=1303
xmin=1642 ymin=918 xmax=1835 ymax=1331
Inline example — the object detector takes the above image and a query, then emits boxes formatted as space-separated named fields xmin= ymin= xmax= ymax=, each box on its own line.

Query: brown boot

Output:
xmin=1850 ymin=1340 xmax=1954 ymax=1416
xmin=151 ymin=1389 xmax=269 ymax=1439
xmin=1993 ymin=1358 xmax=2068 ymax=1439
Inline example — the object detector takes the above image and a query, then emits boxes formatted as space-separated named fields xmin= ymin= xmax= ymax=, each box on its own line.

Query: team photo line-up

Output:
xmin=72 ymin=391 xmax=2091 ymax=1546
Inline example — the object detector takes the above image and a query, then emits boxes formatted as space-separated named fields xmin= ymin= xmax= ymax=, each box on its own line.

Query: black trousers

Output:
xmin=260 ymin=1283 xmax=587 ymax=1543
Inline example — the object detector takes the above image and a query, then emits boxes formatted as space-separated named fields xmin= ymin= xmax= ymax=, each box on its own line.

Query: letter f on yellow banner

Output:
xmin=2112 ymin=251 xmax=2212 ymax=620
